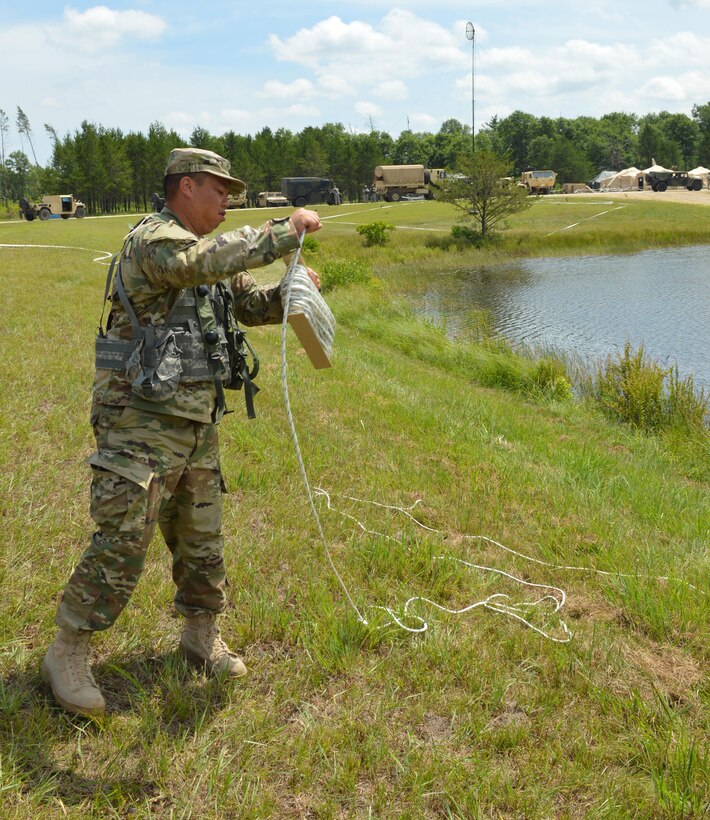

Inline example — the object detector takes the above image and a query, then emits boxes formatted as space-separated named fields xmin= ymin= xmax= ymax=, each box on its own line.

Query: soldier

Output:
xmin=42 ymin=148 xmax=322 ymax=716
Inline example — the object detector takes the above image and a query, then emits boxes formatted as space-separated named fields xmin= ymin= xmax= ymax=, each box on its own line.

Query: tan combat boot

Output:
xmin=41 ymin=627 xmax=106 ymax=716
xmin=179 ymin=614 xmax=247 ymax=677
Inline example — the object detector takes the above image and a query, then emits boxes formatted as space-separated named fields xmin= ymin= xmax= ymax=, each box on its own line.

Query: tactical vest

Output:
xmin=95 ymin=253 xmax=260 ymax=421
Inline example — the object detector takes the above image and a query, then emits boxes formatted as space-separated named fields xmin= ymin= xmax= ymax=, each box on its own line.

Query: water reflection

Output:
xmin=413 ymin=246 xmax=710 ymax=390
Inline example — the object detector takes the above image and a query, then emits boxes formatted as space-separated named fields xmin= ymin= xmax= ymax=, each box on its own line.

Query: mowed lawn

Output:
xmin=0 ymin=203 xmax=708 ymax=818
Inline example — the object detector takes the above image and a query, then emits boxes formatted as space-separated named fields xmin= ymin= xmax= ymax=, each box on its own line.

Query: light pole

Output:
xmin=465 ymin=21 xmax=475 ymax=156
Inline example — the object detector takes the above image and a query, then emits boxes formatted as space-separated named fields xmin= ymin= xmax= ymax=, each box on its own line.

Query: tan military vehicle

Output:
xmin=226 ymin=191 xmax=247 ymax=209
xmin=257 ymin=191 xmax=289 ymax=207
xmin=19 ymin=194 xmax=86 ymax=220
xmin=519 ymin=170 xmax=557 ymax=194
xmin=373 ymin=165 xmax=446 ymax=201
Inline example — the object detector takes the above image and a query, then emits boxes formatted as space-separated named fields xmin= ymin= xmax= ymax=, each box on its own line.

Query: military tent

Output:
xmin=643 ymin=163 xmax=674 ymax=174
xmin=688 ymin=166 xmax=710 ymax=188
xmin=589 ymin=170 xmax=616 ymax=190
xmin=599 ymin=167 xmax=643 ymax=190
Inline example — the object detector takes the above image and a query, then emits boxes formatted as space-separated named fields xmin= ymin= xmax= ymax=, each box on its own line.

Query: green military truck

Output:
xmin=281 ymin=177 xmax=334 ymax=207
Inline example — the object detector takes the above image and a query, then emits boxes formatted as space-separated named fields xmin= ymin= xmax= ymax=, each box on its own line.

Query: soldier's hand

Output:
xmin=291 ymin=208 xmax=322 ymax=235
xmin=305 ymin=267 xmax=321 ymax=291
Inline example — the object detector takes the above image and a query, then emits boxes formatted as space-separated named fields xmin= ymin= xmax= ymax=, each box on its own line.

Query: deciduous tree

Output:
xmin=438 ymin=150 xmax=532 ymax=238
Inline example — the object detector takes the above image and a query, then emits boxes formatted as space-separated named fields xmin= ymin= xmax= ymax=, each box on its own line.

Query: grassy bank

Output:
xmin=0 ymin=206 xmax=708 ymax=817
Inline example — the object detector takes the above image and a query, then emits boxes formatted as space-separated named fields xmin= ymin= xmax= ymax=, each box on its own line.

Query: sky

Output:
xmin=2 ymin=0 xmax=710 ymax=166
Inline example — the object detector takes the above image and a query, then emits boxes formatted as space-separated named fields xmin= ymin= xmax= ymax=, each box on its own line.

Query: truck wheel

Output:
xmin=390 ymin=191 xmax=401 ymax=202
xmin=38 ymin=207 xmax=51 ymax=221
xmin=656 ymin=181 xmax=667 ymax=192
xmin=24 ymin=209 xmax=35 ymax=221
xmin=294 ymin=196 xmax=307 ymax=207
xmin=74 ymin=206 xmax=86 ymax=218
xmin=690 ymin=178 xmax=702 ymax=191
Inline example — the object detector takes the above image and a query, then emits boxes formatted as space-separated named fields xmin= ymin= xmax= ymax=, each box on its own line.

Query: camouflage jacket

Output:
xmin=93 ymin=206 xmax=299 ymax=423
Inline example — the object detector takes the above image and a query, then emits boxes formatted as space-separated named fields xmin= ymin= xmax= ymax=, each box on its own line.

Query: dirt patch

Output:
xmin=620 ymin=639 xmax=703 ymax=704
xmin=418 ymin=713 xmax=454 ymax=742
xmin=484 ymin=700 xmax=531 ymax=731
xmin=565 ymin=592 xmax=621 ymax=623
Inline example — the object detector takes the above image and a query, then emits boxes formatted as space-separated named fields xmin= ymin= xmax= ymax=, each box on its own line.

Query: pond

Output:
xmin=413 ymin=245 xmax=710 ymax=391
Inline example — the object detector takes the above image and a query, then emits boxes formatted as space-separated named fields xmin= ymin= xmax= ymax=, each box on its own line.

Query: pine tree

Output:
xmin=16 ymin=107 xmax=38 ymax=166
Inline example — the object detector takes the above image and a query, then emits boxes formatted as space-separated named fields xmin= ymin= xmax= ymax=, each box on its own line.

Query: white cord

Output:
xmin=280 ymin=234 xmax=368 ymax=625
xmin=278 ymin=241 xmax=571 ymax=640
xmin=314 ymin=488 xmax=572 ymax=642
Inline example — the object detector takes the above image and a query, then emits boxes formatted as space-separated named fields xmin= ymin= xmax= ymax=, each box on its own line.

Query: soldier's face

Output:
xmin=189 ymin=174 xmax=230 ymax=235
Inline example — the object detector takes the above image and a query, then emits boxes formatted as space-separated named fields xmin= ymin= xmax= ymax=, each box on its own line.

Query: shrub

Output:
xmin=450 ymin=224 xmax=484 ymax=245
xmin=356 ymin=221 xmax=395 ymax=247
xmin=424 ymin=225 xmax=501 ymax=251
xmin=532 ymin=357 xmax=573 ymax=401
xmin=665 ymin=366 xmax=709 ymax=430
xmin=302 ymin=235 xmax=320 ymax=253
xmin=320 ymin=258 xmax=373 ymax=293
xmin=593 ymin=342 xmax=707 ymax=432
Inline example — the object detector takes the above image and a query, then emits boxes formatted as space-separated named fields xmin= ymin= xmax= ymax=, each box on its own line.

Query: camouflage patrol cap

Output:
xmin=165 ymin=148 xmax=246 ymax=195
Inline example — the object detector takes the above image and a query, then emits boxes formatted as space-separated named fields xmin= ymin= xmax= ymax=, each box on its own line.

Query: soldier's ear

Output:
xmin=179 ymin=175 xmax=195 ymax=199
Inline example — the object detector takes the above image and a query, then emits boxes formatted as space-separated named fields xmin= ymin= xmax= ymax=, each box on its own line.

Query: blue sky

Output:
xmin=2 ymin=0 xmax=710 ymax=165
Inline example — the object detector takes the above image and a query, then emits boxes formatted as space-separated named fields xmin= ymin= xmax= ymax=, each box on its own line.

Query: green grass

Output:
xmin=0 ymin=204 xmax=708 ymax=817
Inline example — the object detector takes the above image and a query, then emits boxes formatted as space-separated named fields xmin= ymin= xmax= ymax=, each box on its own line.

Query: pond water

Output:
xmin=413 ymin=245 xmax=710 ymax=391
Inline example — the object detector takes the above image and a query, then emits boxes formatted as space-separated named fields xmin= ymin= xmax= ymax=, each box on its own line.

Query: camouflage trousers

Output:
xmin=56 ymin=404 xmax=227 ymax=632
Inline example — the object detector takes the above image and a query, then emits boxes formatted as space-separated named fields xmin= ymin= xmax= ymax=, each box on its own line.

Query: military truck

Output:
xmin=519 ymin=169 xmax=557 ymax=195
xmin=372 ymin=165 xmax=447 ymax=202
xmin=226 ymin=191 xmax=247 ymax=209
xmin=281 ymin=177 xmax=334 ymax=207
xmin=645 ymin=170 xmax=703 ymax=192
xmin=19 ymin=194 xmax=86 ymax=220
xmin=257 ymin=191 xmax=289 ymax=207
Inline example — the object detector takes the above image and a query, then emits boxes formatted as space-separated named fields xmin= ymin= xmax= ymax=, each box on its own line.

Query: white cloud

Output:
xmin=50 ymin=6 xmax=167 ymax=53
xmin=268 ymin=16 xmax=388 ymax=69
xmin=639 ymin=77 xmax=688 ymax=102
xmin=63 ymin=6 xmax=166 ymax=40
xmin=355 ymin=101 xmax=384 ymax=118
xmin=260 ymin=78 xmax=317 ymax=101
xmin=268 ymin=10 xmax=467 ymax=97
xmin=646 ymin=33 xmax=710 ymax=68
xmin=477 ymin=39 xmax=641 ymax=101
xmin=410 ymin=113 xmax=439 ymax=129
xmin=317 ymin=75 xmax=356 ymax=98
xmin=373 ymin=80 xmax=408 ymax=100
xmin=639 ymin=72 xmax=709 ymax=103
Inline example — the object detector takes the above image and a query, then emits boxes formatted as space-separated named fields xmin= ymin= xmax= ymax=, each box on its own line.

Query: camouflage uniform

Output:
xmin=57 ymin=190 xmax=299 ymax=633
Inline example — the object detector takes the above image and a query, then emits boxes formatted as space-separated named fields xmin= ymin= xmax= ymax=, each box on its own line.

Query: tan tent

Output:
xmin=643 ymin=162 xmax=674 ymax=174
xmin=687 ymin=166 xmax=710 ymax=189
xmin=600 ymin=167 xmax=643 ymax=190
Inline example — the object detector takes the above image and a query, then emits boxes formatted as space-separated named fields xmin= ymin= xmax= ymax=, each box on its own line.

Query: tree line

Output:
xmin=2 ymin=103 xmax=709 ymax=215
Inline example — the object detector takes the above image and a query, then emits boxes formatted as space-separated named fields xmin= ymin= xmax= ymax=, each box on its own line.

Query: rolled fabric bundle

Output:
xmin=281 ymin=264 xmax=336 ymax=368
